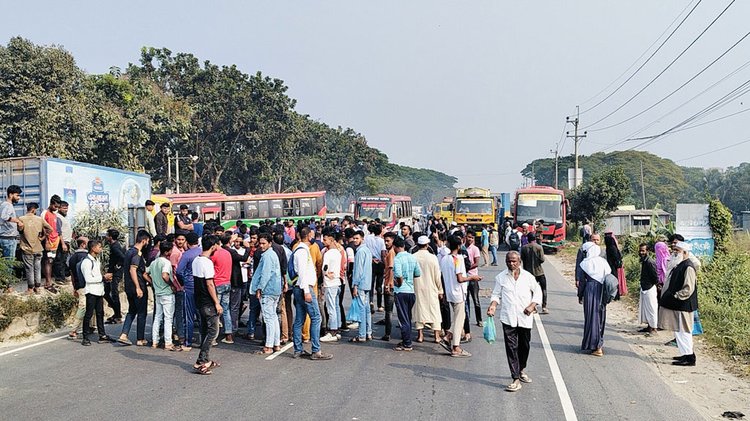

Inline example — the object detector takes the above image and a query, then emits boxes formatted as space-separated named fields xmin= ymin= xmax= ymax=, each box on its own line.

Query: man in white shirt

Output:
xmin=80 ymin=240 xmax=115 ymax=346
xmin=438 ymin=235 xmax=482 ymax=358
xmin=292 ymin=227 xmax=332 ymax=360
xmin=487 ymin=251 xmax=542 ymax=392
xmin=320 ymin=231 xmax=343 ymax=342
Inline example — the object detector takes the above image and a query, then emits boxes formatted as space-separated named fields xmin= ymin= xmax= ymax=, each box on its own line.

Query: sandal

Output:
xmin=194 ymin=363 xmax=213 ymax=375
xmin=44 ymin=285 xmax=58 ymax=294
xmin=117 ymin=336 xmax=133 ymax=346
xmin=273 ymin=346 xmax=281 ymax=352
xmin=394 ymin=345 xmax=413 ymax=351
xmin=416 ymin=337 xmax=424 ymax=343
xmin=451 ymin=349 xmax=472 ymax=358
xmin=207 ymin=361 xmax=221 ymax=369
xmin=136 ymin=340 xmax=148 ymax=346
xmin=349 ymin=337 xmax=367 ymax=343
xmin=165 ymin=345 xmax=178 ymax=352
xmin=438 ymin=339 xmax=452 ymax=352
xmin=67 ymin=332 xmax=78 ymax=340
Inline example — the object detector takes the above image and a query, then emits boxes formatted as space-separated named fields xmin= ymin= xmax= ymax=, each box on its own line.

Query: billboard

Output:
xmin=675 ymin=203 xmax=714 ymax=258
xmin=45 ymin=159 xmax=151 ymax=221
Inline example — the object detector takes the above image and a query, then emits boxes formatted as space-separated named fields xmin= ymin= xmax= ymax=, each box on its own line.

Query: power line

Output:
xmin=578 ymin=0 xmax=701 ymax=115
xmin=628 ymin=107 xmax=750 ymax=141
xmin=587 ymin=26 xmax=750 ymax=134
xmin=620 ymin=79 xmax=750 ymax=151
xmin=583 ymin=0 xmax=737 ymax=131
xmin=590 ymin=57 xmax=750 ymax=153
xmin=675 ymin=136 xmax=750 ymax=163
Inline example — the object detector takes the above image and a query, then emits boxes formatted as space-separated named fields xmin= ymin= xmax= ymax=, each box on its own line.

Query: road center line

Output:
xmin=0 ymin=334 xmax=69 ymax=358
xmin=265 ymin=341 xmax=294 ymax=360
xmin=534 ymin=313 xmax=578 ymax=421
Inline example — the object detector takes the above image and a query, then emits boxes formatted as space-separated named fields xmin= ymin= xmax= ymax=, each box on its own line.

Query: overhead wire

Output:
xmin=590 ymin=57 xmax=750 ymax=153
xmin=578 ymin=0 xmax=701 ymax=114
xmin=582 ymin=0 xmax=737 ymax=131
xmin=675 ymin=136 xmax=750 ymax=163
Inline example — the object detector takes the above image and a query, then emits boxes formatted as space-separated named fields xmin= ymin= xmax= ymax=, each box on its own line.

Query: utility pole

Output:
xmin=550 ymin=148 xmax=559 ymax=190
xmin=175 ymin=150 xmax=181 ymax=194
xmin=640 ymin=159 xmax=647 ymax=209
xmin=566 ymin=106 xmax=587 ymax=188
xmin=167 ymin=150 xmax=172 ymax=193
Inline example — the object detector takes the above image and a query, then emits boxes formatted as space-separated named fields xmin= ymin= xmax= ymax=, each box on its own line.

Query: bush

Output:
xmin=698 ymin=245 xmax=750 ymax=356
xmin=0 ymin=291 xmax=78 ymax=337
xmin=0 ymin=258 xmax=21 ymax=292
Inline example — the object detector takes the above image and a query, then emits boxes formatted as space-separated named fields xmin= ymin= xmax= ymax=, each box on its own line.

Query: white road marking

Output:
xmin=535 ymin=313 xmax=578 ymax=421
xmin=265 ymin=341 xmax=294 ymax=360
xmin=0 ymin=334 xmax=69 ymax=358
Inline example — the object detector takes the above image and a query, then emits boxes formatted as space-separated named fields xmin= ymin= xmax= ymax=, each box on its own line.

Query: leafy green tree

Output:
xmin=0 ymin=37 xmax=98 ymax=160
xmin=568 ymin=166 xmax=631 ymax=229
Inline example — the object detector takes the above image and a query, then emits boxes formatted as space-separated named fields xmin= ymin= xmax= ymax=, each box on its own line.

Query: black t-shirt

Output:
xmin=124 ymin=247 xmax=147 ymax=294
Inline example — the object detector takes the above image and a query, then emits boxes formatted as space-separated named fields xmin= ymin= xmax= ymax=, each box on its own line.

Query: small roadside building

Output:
xmin=604 ymin=206 xmax=671 ymax=236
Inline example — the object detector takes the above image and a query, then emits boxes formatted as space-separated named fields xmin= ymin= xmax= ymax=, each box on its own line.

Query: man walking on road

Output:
xmin=393 ymin=236 xmax=420 ymax=351
xmin=520 ymin=233 xmax=548 ymax=314
xmin=487 ymin=251 xmax=542 ymax=392
xmin=193 ymin=235 xmax=222 ymax=374
xmin=439 ymin=235 xmax=481 ymax=358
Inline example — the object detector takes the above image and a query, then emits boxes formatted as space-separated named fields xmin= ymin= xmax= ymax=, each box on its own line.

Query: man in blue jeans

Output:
xmin=0 ymin=185 xmax=23 ymax=271
xmin=350 ymin=230 xmax=373 ymax=343
xmin=393 ymin=236 xmax=420 ymax=351
xmin=176 ymin=233 xmax=202 ymax=348
xmin=291 ymin=227 xmax=332 ymax=360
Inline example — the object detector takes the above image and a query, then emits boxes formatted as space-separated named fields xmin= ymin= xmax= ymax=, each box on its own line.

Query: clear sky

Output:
xmin=3 ymin=1 xmax=749 ymax=193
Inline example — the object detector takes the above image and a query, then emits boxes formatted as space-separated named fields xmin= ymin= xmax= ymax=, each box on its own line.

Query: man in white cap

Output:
xmin=658 ymin=241 xmax=698 ymax=366
xmin=413 ymin=235 xmax=443 ymax=343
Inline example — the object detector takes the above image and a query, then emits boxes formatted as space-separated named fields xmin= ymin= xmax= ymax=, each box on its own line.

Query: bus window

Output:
xmin=223 ymin=201 xmax=240 ymax=221
xmin=244 ymin=201 xmax=258 ymax=219
xmin=314 ymin=195 xmax=326 ymax=214
xmin=293 ymin=199 xmax=301 ymax=216
xmin=258 ymin=200 xmax=269 ymax=219
xmin=270 ymin=200 xmax=283 ymax=218
xmin=283 ymin=199 xmax=294 ymax=217
xmin=300 ymin=198 xmax=312 ymax=216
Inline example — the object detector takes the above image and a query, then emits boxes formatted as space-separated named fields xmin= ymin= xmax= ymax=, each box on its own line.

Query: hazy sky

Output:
xmin=3 ymin=1 xmax=749 ymax=193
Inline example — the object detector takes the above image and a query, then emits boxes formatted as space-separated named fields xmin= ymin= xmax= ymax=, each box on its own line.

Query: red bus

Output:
xmin=513 ymin=186 xmax=568 ymax=250
xmin=354 ymin=195 xmax=412 ymax=231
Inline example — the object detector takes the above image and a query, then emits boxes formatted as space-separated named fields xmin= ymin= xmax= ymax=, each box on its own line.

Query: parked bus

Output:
xmin=151 ymin=191 xmax=327 ymax=230
xmin=513 ymin=186 xmax=568 ymax=251
xmin=354 ymin=195 xmax=412 ymax=230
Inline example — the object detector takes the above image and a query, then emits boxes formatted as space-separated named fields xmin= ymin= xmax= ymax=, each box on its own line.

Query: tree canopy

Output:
xmin=521 ymin=150 xmax=750 ymax=216
xmin=0 ymin=38 xmax=456 ymax=206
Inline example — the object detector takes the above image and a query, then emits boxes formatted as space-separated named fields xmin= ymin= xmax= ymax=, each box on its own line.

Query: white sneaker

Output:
xmin=336 ymin=333 xmax=342 ymax=340
xmin=347 ymin=322 xmax=359 ymax=329
xmin=320 ymin=333 xmax=338 ymax=342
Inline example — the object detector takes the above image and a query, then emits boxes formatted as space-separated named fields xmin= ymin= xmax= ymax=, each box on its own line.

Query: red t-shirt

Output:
xmin=41 ymin=210 xmax=59 ymax=243
xmin=210 ymin=247 xmax=232 ymax=287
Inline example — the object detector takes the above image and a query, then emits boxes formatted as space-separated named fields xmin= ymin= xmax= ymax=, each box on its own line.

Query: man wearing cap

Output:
xmin=659 ymin=241 xmax=699 ymax=366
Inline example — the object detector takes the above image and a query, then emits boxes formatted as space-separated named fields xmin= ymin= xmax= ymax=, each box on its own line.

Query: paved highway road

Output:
xmin=0 ymin=252 xmax=705 ymax=420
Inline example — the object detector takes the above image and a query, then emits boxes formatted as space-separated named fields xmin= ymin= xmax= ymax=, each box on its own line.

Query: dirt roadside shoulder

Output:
xmin=546 ymin=253 xmax=750 ymax=421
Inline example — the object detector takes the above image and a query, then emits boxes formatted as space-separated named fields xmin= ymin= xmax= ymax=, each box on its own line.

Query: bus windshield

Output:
xmin=357 ymin=202 xmax=391 ymax=220
xmin=516 ymin=193 xmax=562 ymax=223
xmin=455 ymin=199 xmax=493 ymax=214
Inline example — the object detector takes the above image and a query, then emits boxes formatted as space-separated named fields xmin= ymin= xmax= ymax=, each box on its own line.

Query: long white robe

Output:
xmin=413 ymin=250 xmax=443 ymax=328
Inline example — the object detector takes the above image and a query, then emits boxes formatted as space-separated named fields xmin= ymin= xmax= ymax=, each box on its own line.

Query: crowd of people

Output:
xmin=575 ymin=231 xmax=700 ymax=366
xmin=28 ymin=196 xmax=545 ymax=378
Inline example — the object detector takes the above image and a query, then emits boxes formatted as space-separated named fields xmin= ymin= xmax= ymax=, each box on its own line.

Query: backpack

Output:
xmin=75 ymin=255 xmax=94 ymax=286
xmin=508 ymin=231 xmax=521 ymax=250
xmin=602 ymin=273 xmax=618 ymax=305
xmin=287 ymin=247 xmax=304 ymax=285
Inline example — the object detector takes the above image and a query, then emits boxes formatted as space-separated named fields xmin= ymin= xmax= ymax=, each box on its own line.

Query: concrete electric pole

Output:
xmin=566 ymin=106 xmax=587 ymax=188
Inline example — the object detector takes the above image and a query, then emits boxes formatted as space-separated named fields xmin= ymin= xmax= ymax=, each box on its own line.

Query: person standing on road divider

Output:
xmin=658 ymin=242 xmax=698 ymax=367
xmin=487 ymin=251 xmax=542 ymax=393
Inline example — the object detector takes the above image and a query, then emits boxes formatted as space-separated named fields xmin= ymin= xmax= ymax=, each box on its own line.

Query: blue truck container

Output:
xmin=0 ymin=157 xmax=151 ymax=240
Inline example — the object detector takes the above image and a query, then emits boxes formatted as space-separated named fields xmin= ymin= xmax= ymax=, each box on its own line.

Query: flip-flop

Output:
xmin=438 ymin=339 xmax=452 ymax=352
xmin=117 ymin=337 xmax=133 ymax=346
xmin=349 ymin=337 xmax=366 ymax=343
xmin=451 ymin=349 xmax=472 ymax=358
xmin=254 ymin=350 xmax=273 ymax=355
xmin=207 ymin=361 xmax=221 ymax=369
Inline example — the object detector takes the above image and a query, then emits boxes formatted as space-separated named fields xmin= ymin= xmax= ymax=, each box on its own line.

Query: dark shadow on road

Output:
xmin=389 ymin=362 xmax=505 ymax=388
xmin=115 ymin=348 xmax=196 ymax=373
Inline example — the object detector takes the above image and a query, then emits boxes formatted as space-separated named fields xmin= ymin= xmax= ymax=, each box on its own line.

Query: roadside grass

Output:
xmin=0 ymin=292 xmax=77 ymax=340
xmin=623 ymin=233 xmax=750 ymax=364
